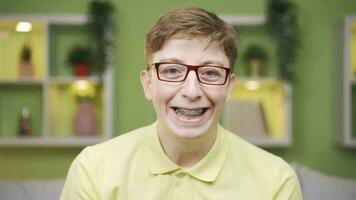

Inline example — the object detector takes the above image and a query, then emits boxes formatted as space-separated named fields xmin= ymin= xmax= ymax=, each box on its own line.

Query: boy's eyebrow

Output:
xmin=158 ymin=58 xmax=225 ymax=67
xmin=201 ymin=60 xmax=225 ymax=67
xmin=158 ymin=57 xmax=183 ymax=63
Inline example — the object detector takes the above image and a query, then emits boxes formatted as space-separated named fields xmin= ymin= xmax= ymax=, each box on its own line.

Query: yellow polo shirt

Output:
xmin=61 ymin=123 xmax=302 ymax=200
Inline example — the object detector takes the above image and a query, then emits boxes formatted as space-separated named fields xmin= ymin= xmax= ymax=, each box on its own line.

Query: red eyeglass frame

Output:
xmin=151 ymin=62 xmax=231 ymax=85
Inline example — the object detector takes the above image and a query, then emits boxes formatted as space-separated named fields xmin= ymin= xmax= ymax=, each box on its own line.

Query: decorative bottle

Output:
xmin=19 ymin=106 xmax=31 ymax=136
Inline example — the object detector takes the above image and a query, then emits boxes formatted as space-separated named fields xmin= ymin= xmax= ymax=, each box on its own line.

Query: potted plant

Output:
xmin=266 ymin=0 xmax=300 ymax=81
xmin=67 ymin=45 xmax=93 ymax=77
xmin=18 ymin=45 xmax=34 ymax=78
xmin=243 ymin=44 xmax=268 ymax=77
xmin=87 ymin=0 xmax=115 ymax=74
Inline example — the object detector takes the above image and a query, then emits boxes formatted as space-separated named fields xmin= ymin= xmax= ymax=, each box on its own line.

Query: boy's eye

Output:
xmin=199 ymin=67 xmax=223 ymax=79
xmin=202 ymin=69 xmax=220 ymax=76
xmin=160 ymin=66 xmax=183 ymax=74
xmin=159 ymin=64 xmax=186 ymax=79
xmin=162 ymin=67 xmax=181 ymax=74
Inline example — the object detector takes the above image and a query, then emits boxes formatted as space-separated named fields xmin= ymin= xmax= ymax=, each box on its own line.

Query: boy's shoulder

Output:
xmin=82 ymin=123 xmax=154 ymax=161
xmin=222 ymin=127 xmax=295 ymax=178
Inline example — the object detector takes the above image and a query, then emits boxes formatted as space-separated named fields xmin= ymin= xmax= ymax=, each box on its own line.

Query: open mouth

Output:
xmin=172 ymin=107 xmax=209 ymax=119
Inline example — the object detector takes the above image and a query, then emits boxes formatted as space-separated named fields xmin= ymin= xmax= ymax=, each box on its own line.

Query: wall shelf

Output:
xmin=222 ymin=78 xmax=292 ymax=147
xmin=0 ymin=15 xmax=113 ymax=147
xmin=342 ymin=15 xmax=356 ymax=148
xmin=220 ymin=15 xmax=292 ymax=147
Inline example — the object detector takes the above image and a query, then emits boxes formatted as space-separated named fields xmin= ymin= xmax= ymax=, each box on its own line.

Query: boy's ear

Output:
xmin=226 ymin=74 xmax=236 ymax=102
xmin=140 ymin=69 xmax=153 ymax=100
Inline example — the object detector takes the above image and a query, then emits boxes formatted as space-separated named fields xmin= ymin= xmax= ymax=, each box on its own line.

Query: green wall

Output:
xmin=0 ymin=0 xmax=356 ymax=179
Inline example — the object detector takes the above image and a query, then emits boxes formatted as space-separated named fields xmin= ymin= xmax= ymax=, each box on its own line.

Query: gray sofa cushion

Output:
xmin=0 ymin=179 xmax=64 ymax=200
xmin=293 ymin=165 xmax=356 ymax=200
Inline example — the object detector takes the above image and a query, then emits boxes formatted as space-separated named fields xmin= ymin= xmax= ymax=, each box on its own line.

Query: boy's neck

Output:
xmin=157 ymin=126 xmax=218 ymax=168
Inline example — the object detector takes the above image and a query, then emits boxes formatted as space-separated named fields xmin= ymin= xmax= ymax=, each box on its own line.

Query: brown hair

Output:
xmin=144 ymin=7 xmax=238 ymax=70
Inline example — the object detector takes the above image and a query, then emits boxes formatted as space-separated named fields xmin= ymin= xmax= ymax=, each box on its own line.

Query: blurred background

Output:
xmin=0 ymin=0 xmax=355 ymax=198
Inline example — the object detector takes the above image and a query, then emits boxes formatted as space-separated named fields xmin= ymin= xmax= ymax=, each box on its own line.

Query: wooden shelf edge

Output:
xmin=0 ymin=79 xmax=44 ymax=85
xmin=0 ymin=14 xmax=88 ymax=25
xmin=219 ymin=15 xmax=266 ymax=26
xmin=0 ymin=137 xmax=108 ymax=147
xmin=244 ymin=137 xmax=292 ymax=148
xmin=342 ymin=139 xmax=356 ymax=148
xmin=351 ymin=78 xmax=356 ymax=84
xmin=235 ymin=77 xmax=290 ymax=84
xmin=48 ymin=76 xmax=102 ymax=84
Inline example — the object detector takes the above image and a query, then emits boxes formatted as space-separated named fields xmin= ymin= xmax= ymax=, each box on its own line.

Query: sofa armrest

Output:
xmin=292 ymin=164 xmax=356 ymax=200
xmin=0 ymin=179 xmax=64 ymax=200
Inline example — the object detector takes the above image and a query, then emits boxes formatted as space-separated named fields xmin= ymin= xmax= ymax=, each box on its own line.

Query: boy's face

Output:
xmin=141 ymin=36 xmax=235 ymax=139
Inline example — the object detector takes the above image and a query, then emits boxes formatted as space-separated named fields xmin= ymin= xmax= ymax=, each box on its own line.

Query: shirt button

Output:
xmin=176 ymin=172 xmax=186 ymax=178
xmin=175 ymin=181 xmax=181 ymax=187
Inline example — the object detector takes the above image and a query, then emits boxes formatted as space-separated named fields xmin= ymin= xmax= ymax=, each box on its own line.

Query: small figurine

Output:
xmin=243 ymin=44 xmax=268 ymax=77
xmin=18 ymin=106 xmax=32 ymax=136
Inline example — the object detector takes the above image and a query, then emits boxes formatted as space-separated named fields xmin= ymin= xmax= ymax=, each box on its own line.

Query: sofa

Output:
xmin=0 ymin=179 xmax=64 ymax=200
xmin=0 ymin=165 xmax=355 ymax=200
xmin=293 ymin=164 xmax=356 ymax=200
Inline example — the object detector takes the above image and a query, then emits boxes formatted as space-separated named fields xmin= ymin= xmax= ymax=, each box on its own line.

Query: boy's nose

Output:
xmin=180 ymin=71 xmax=203 ymax=101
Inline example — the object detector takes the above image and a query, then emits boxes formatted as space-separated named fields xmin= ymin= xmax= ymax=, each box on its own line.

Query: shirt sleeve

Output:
xmin=60 ymin=147 xmax=100 ymax=200
xmin=274 ymin=168 xmax=303 ymax=200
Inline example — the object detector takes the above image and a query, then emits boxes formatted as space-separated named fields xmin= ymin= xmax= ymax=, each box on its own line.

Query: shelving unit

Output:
xmin=0 ymin=15 xmax=113 ymax=147
xmin=220 ymin=15 xmax=292 ymax=147
xmin=342 ymin=16 xmax=356 ymax=148
xmin=223 ymin=78 xmax=292 ymax=147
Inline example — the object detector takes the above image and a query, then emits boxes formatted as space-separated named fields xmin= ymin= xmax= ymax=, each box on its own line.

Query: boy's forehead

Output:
xmin=152 ymin=37 xmax=229 ymax=66
xmin=170 ymin=34 xmax=218 ymax=49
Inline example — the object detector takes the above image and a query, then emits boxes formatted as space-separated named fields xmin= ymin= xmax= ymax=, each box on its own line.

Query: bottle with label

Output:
xmin=18 ymin=106 xmax=31 ymax=136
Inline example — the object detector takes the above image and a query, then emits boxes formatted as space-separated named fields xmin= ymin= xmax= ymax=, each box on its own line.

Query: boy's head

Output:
xmin=144 ymin=7 xmax=238 ymax=70
xmin=141 ymin=7 xmax=237 ymax=140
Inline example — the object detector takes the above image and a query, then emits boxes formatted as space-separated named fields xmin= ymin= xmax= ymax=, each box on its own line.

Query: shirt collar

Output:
xmin=145 ymin=122 xmax=180 ymax=174
xmin=144 ymin=122 xmax=229 ymax=183
xmin=186 ymin=125 xmax=228 ymax=182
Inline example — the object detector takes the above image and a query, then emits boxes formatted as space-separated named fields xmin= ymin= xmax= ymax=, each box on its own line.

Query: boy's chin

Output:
xmin=157 ymin=114 xmax=219 ymax=140
xmin=171 ymin=129 xmax=206 ymax=139
xmin=166 ymin=121 xmax=214 ymax=139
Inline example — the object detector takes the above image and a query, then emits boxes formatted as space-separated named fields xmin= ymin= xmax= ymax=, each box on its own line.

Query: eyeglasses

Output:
xmin=151 ymin=62 xmax=231 ymax=85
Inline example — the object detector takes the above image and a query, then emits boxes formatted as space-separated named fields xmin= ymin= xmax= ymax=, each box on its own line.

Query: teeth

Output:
xmin=175 ymin=108 xmax=205 ymax=117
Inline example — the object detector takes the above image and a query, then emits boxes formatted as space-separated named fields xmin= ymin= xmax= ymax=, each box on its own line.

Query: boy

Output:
xmin=61 ymin=7 xmax=302 ymax=200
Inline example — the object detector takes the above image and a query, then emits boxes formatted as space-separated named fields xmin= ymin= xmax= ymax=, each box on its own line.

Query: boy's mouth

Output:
xmin=173 ymin=107 xmax=208 ymax=118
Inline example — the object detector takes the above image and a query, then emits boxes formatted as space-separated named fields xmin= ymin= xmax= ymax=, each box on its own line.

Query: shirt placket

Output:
xmin=172 ymin=171 xmax=193 ymax=200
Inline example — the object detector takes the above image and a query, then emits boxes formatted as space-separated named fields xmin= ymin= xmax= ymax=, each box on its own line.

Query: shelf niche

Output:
xmin=0 ymin=20 xmax=45 ymax=80
xmin=342 ymin=16 xmax=356 ymax=148
xmin=220 ymin=15 xmax=292 ymax=147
